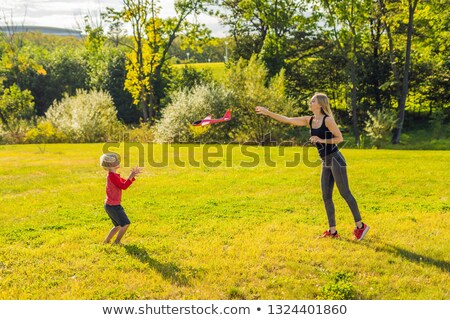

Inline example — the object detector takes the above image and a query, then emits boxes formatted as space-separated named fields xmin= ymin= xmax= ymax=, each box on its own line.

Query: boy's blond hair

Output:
xmin=100 ymin=153 xmax=120 ymax=168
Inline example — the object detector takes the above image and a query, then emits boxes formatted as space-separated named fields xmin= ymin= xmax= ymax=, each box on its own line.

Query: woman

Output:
xmin=255 ymin=93 xmax=369 ymax=240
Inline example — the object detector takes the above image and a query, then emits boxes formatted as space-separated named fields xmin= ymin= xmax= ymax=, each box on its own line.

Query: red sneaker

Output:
xmin=353 ymin=223 xmax=370 ymax=241
xmin=319 ymin=230 xmax=340 ymax=238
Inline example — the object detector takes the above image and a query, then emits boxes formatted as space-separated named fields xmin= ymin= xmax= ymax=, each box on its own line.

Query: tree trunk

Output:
xmin=391 ymin=0 xmax=418 ymax=144
xmin=371 ymin=17 xmax=383 ymax=110
xmin=350 ymin=60 xmax=360 ymax=145
xmin=148 ymin=68 xmax=161 ymax=125
xmin=350 ymin=26 xmax=360 ymax=146
xmin=140 ymin=88 xmax=149 ymax=122
xmin=148 ymin=91 xmax=157 ymax=125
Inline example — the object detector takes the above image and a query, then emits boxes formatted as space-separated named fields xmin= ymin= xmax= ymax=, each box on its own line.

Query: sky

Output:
xmin=1 ymin=0 xmax=227 ymax=37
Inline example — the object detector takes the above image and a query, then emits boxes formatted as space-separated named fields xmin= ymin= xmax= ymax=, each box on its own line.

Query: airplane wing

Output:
xmin=192 ymin=115 xmax=212 ymax=126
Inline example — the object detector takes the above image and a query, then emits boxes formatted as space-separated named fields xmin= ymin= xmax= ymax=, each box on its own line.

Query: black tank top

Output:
xmin=309 ymin=115 xmax=338 ymax=158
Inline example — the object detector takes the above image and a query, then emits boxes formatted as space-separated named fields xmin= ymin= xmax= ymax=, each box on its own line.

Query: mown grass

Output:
xmin=173 ymin=62 xmax=227 ymax=82
xmin=0 ymin=144 xmax=448 ymax=299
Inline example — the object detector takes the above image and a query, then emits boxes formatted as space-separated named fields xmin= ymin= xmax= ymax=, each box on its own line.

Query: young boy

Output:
xmin=100 ymin=152 xmax=142 ymax=245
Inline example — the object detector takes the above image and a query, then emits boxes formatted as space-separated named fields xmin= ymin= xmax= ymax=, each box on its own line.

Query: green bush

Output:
xmin=45 ymin=89 xmax=122 ymax=142
xmin=429 ymin=108 xmax=448 ymax=139
xmin=0 ymin=84 xmax=36 ymax=144
xmin=25 ymin=118 xmax=67 ymax=144
xmin=364 ymin=109 xmax=397 ymax=148
xmin=225 ymin=54 xmax=298 ymax=143
xmin=0 ymin=84 xmax=35 ymax=131
xmin=154 ymin=84 xmax=232 ymax=143
xmin=319 ymin=272 xmax=357 ymax=300
xmin=126 ymin=122 xmax=154 ymax=143
xmin=0 ymin=119 xmax=31 ymax=144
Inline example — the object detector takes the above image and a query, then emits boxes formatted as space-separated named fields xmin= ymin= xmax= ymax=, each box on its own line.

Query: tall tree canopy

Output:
xmin=106 ymin=0 xmax=215 ymax=123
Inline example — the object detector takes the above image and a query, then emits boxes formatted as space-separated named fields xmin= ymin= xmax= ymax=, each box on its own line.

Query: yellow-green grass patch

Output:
xmin=0 ymin=144 xmax=448 ymax=299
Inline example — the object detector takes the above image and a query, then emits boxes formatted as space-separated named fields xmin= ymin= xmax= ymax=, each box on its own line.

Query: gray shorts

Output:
xmin=104 ymin=204 xmax=131 ymax=227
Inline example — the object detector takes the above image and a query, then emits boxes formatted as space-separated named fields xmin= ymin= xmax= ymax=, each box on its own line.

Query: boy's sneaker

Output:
xmin=353 ymin=223 xmax=370 ymax=241
xmin=319 ymin=230 xmax=340 ymax=238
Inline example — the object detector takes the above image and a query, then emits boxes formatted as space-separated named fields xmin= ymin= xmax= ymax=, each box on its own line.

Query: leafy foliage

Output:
xmin=153 ymin=84 xmax=232 ymax=143
xmin=364 ymin=109 xmax=397 ymax=148
xmin=319 ymin=272 xmax=357 ymax=300
xmin=24 ymin=118 xmax=67 ymax=144
xmin=429 ymin=108 xmax=448 ymax=140
xmin=169 ymin=65 xmax=214 ymax=92
xmin=0 ymin=84 xmax=35 ymax=131
xmin=0 ymin=28 xmax=46 ymax=84
xmin=0 ymin=0 xmax=449 ymax=147
xmin=83 ymin=23 xmax=108 ymax=90
xmin=102 ymin=52 xmax=138 ymax=124
xmin=220 ymin=0 xmax=304 ymax=76
xmin=37 ymin=49 xmax=89 ymax=114
xmin=126 ymin=122 xmax=154 ymax=142
xmin=45 ymin=90 xmax=122 ymax=142
xmin=225 ymin=55 xmax=297 ymax=143
xmin=106 ymin=0 xmax=214 ymax=122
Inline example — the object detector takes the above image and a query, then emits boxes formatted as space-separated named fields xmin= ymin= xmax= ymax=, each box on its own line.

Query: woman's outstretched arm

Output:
xmin=255 ymin=106 xmax=311 ymax=127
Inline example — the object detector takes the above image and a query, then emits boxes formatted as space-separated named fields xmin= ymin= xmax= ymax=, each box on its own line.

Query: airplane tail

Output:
xmin=222 ymin=109 xmax=231 ymax=120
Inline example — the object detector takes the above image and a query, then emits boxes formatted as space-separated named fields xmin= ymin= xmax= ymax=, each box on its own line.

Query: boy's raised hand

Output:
xmin=129 ymin=167 xmax=143 ymax=179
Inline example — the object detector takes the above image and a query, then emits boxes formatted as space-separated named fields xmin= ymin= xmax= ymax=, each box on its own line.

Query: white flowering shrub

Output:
xmin=154 ymin=84 xmax=232 ymax=143
xmin=46 ymin=89 xmax=121 ymax=142
xmin=364 ymin=109 xmax=397 ymax=148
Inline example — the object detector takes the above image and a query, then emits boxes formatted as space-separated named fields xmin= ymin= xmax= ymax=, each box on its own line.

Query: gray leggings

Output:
xmin=321 ymin=151 xmax=361 ymax=227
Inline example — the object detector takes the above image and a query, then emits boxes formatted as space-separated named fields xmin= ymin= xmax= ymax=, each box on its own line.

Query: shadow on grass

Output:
xmin=349 ymin=239 xmax=450 ymax=273
xmin=125 ymin=244 xmax=189 ymax=286
xmin=383 ymin=244 xmax=450 ymax=273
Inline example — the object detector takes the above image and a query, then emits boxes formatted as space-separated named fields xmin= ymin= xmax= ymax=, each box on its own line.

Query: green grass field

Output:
xmin=0 ymin=144 xmax=448 ymax=299
xmin=173 ymin=62 xmax=227 ymax=82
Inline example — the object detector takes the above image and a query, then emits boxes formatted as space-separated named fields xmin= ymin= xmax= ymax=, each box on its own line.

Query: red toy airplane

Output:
xmin=192 ymin=109 xmax=232 ymax=126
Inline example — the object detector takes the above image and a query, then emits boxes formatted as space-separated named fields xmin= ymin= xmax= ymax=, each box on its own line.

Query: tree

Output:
xmin=102 ymin=51 xmax=139 ymax=123
xmin=220 ymin=0 xmax=305 ymax=76
xmin=0 ymin=28 xmax=88 ymax=116
xmin=409 ymin=0 xmax=450 ymax=114
xmin=104 ymin=19 xmax=128 ymax=48
xmin=83 ymin=17 xmax=108 ymax=90
xmin=0 ymin=14 xmax=46 ymax=88
xmin=41 ymin=49 xmax=89 ymax=114
xmin=169 ymin=65 xmax=214 ymax=92
xmin=378 ymin=0 xmax=420 ymax=144
xmin=319 ymin=0 xmax=374 ymax=145
xmin=106 ymin=0 xmax=215 ymax=123
xmin=225 ymin=54 xmax=296 ymax=143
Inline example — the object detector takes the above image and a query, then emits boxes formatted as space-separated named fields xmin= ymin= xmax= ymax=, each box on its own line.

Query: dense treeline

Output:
xmin=0 ymin=0 xmax=448 ymax=147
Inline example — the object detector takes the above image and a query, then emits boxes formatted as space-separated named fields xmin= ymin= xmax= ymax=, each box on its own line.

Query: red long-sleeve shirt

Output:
xmin=105 ymin=172 xmax=135 ymax=205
